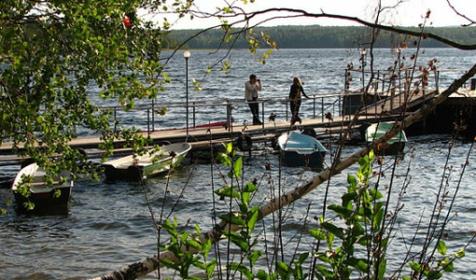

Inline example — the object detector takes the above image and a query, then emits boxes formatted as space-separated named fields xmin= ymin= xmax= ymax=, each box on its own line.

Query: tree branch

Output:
xmin=446 ymin=0 xmax=475 ymax=27
xmin=188 ymin=7 xmax=476 ymax=50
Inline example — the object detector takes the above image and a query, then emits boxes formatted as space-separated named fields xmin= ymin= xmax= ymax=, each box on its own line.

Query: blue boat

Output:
xmin=278 ymin=131 xmax=328 ymax=169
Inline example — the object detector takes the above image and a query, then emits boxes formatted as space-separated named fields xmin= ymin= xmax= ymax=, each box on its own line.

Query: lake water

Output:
xmin=1 ymin=48 xmax=476 ymax=279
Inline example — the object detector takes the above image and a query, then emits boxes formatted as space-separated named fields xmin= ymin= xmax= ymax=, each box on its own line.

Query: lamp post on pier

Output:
xmin=184 ymin=50 xmax=191 ymax=139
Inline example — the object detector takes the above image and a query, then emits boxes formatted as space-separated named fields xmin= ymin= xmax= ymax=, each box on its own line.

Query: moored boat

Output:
xmin=365 ymin=122 xmax=407 ymax=156
xmin=12 ymin=163 xmax=73 ymax=211
xmin=278 ymin=130 xmax=328 ymax=169
xmin=102 ymin=142 xmax=192 ymax=182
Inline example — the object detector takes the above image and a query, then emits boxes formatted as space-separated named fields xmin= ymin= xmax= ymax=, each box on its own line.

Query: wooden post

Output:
xmin=321 ymin=97 xmax=324 ymax=122
xmin=285 ymin=100 xmax=288 ymax=121
xmin=113 ymin=107 xmax=117 ymax=133
xmin=313 ymin=95 xmax=316 ymax=119
xmin=147 ymin=108 xmax=150 ymax=137
xmin=151 ymin=99 xmax=155 ymax=132
xmin=261 ymin=101 xmax=265 ymax=129
xmin=226 ymin=100 xmax=232 ymax=132
xmin=193 ymin=102 xmax=196 ymax=128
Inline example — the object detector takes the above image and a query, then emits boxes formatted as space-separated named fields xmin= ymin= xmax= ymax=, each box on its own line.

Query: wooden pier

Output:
xmin=1 ymin=67 xmax=475 ymax=166
xmin=0 ymin=112 xmax=403 ymax=166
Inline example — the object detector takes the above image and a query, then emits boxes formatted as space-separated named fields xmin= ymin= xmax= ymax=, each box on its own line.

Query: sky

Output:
xmin=156 ymin=0 xmax=476 ymax=29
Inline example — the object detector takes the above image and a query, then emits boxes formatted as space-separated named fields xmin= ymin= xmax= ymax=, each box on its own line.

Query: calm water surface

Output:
xmin=1 ymin=49 xmax=476 ymax=279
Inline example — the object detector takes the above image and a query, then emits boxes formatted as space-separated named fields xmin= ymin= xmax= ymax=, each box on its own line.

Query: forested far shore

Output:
xmin=165 ymin=25 xmax=476 ymax=49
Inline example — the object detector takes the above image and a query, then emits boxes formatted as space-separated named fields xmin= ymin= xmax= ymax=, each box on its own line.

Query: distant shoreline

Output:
xmin=164 ymin=25 xmax=476 ymax=49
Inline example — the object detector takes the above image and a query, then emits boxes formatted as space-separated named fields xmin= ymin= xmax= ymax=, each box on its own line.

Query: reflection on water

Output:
xmin=1 ymin=49 xmax=476 ymax=279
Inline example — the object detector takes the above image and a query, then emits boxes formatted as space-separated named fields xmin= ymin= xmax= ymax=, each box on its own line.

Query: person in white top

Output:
xmin=244 ymin=74 xmax=262 ymax=125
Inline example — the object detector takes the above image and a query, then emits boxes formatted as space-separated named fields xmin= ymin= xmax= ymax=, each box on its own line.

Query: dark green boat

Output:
xmin=365 ymin=122 xmax=407 ymax=156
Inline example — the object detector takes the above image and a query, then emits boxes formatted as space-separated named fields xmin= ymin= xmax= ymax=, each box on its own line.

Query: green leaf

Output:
xmin=455 ymin=248 xmax=465 ymax=258
xmin=225 ymin=232 xmax=249 ymax=252
xmin=409 ymin=261 xmax=421 ymax=272
xmin=368 ymin=149 xmax=375 ymax=162
xmin=192 ymin=78 xmax=202 ymax=91
xmin=321 ymin=222 xmax=345 ymax=240
xmin=241 ymin=192 xmax=251 ymax=209
xmin=316 ymin=265 xmax=334 ymax=278
xmin=219 ymin=213 xmax=245 ymax=226
xmin=53 ymin=189 xmax=61 ymax=199
xmin=215 ymin=186 xmax=240 ymax=199
xmin=217 ymin=153 xmax=231 ymax=167
xmin=225 ymin=142 xmax=233 ymax=154
xmin=341 ymin=191 xmax=357 ymax=208
xmin=373 ymin=207 xmax=385 ymax=232
xmin=377 ymin=258 xmax=386 ymax=280
xmin=23 ymin=201 xmax=35 ymax=211
xmin=206 ymin=260 xmax=217 ymax=278
xmin=256 ymin=270 xmax=269 ymax=280
xmin=347 ymin=174 xmax=357 ymax=189
xmin=309 ymin=229 xmax=326 ymax=240
xmin=233 ymin=156 xmax=243 ymax=178
xmin=243 ymin=182 xmax=257 ymax=192
xmin=369 ymin=187 xmax=383 ymax=200
xmin=437 ymin=240 xmax=447 ymax=255
xmin=439 ymin=257 xmax=454 ymax=272
xmin=352 ymin=221 xmax=365 ymax=237
xmin=202 ymin=239 xmax=212 ymax=256
xmin=297 ymin=252 xmax=309 ymax=264
xmin=248 ymin=250 xmax=262 ymax=266
xmin=247 ymin=207 xmax=260 ymax=232
xmin=349 ymin=257 xmax=369 ymax=272
xmin=229 ymin=262 xmax=252 ymax=280
xmin=277 ymin=261 xmax=290 ymax=278
xmin=427 ymin=270 xmax=443 ymax=280
xmin=328 ymin=204 xmax=353 ymax=218
xmin=186 ymin=239 xmax=202 ymax=250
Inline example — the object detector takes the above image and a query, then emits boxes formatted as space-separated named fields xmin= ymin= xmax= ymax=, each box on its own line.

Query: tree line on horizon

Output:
xmin=164 ymin=25 xmax=476 ymax=49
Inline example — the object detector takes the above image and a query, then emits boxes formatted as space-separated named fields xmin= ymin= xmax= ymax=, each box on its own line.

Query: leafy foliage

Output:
xmin=0 ymin=0 xmax=175 ymax=180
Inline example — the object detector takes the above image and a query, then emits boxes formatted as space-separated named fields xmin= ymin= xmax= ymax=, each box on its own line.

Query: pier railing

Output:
xmin=98 ymin=92 xmax=362 ymax=136
xmin=3 ymin=67 xmax=467 ymax=143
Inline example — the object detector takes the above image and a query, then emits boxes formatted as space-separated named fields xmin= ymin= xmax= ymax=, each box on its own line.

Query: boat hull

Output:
xmin=14 ymin=186 xmax=72 ymax=213
xmin=103 ymin=144 xmax=190 ymax=182
xmin=374 ymin=142 xmax=406 ymax=156
xmin=280 ymin=150 xmax=326 ymax=170
xmin=278 ymin=131 xmax=327 ymax=170
xmin=12 ymin=163 xmax=73 ymax=213
xmin=103 ymin=164 xmax=144 ymax=182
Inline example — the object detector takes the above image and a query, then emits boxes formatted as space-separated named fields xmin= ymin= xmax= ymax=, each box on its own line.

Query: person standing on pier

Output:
xmin=245 ymin=74 xmax=263 ymax=125
xmin=289 ymin=77 xmax=309 ymax=125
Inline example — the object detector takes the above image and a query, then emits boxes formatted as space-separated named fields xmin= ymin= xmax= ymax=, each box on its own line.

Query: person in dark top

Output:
xmin=289 ymin=77 xmax=309 ymax=125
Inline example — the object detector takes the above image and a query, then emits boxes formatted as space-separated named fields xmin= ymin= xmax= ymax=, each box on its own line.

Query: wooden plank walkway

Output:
xmin=0 ymin=112 xmax=405 ymax=165
xmin=5 ymin=87 xmax=463 ymax=165
xmin=359 ymin=89 xmax=438 ymax=115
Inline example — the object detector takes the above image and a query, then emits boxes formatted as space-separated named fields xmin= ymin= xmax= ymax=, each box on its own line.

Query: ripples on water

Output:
xmin=1 ymin=49 xmax=476 ymax=279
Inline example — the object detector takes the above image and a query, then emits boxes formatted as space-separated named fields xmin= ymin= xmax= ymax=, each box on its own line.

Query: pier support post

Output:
xmin=193 ymin=102 xmax=196 ymax=129
xmin=151 ymin=99 xmax=155 ymax=132
xmin=226 ymin=99 xmax=232 ymax=132
xmin=147 ymin=108 xmax=150 ymax=137
xmin=313 ymin=95 xmax=316 ymax=119
xmin=261 ymin=101 xmax=265 ymax=129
